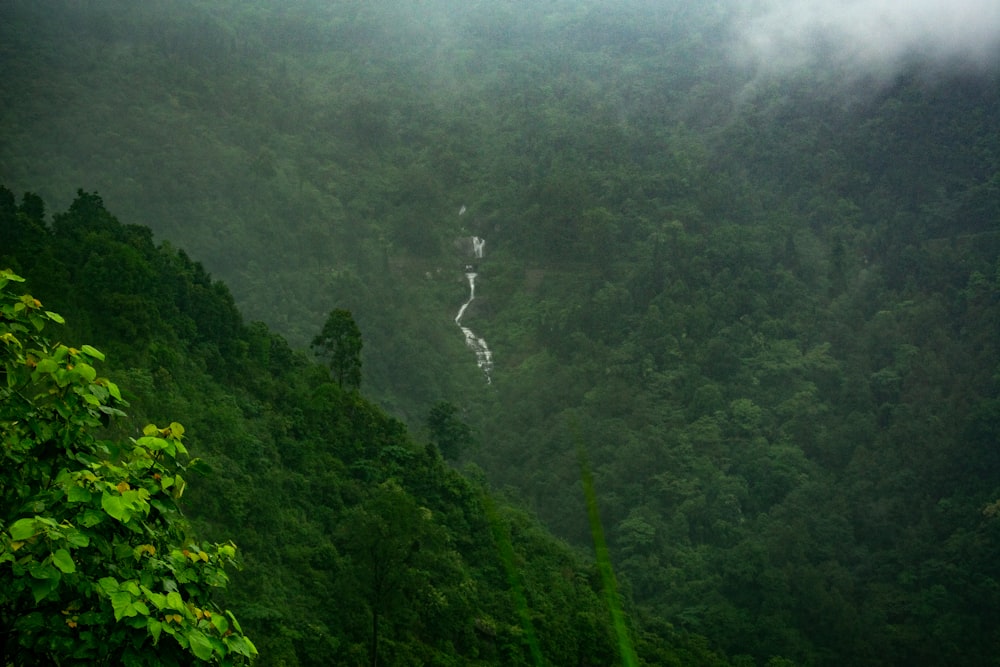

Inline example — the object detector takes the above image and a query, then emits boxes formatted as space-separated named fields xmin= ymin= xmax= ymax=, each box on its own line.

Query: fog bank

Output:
xmin=733 ymin=0 xmax=1000 ymax=76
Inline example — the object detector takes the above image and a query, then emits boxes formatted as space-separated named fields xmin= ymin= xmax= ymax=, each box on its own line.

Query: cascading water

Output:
xmin=455 ymin=236 xmax=493 ymax=383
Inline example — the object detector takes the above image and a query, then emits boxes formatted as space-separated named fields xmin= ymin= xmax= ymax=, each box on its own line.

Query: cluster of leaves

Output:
xmin=0 ymin=269 xmax=256 ymax=664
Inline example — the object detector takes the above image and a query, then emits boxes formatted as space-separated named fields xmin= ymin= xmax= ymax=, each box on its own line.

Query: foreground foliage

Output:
xmin=0 ymin=270 xmax=256 ymax=664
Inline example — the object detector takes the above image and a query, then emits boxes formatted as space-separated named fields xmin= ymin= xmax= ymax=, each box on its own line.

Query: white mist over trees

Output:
xmin=731 ymin=0 xmax=1000 ymax=76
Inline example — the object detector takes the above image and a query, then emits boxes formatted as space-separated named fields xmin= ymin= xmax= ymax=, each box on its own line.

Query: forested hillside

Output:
xmin=2 ymin=188 xmax=712 ymax=665
xmin=2 ymin=1 xmax=999 ymax=665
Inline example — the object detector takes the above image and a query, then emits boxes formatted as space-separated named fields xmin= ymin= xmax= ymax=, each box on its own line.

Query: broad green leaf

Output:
xmin=172 ymin=475 xmax=186 ymax=499
xmin=186 ymin=629 xmax=214 ymax=661
xmin=64 ymin=530 xmax=90 ymax=548
xmin=52 ymin=549 xmax=76 ymax=574
xmin=148 ymin=617 xmax=163 ymax=644
xmin=34 ymin=358 xmax=58 ymax=374
xmin=80 ymin=509 xmax=105 ymax=527
xmin=110 ymin=590 xmax=133 ymax=621
xmin=226 ymin=634 xmax=258 ymax=658
xmin=9 ymin=517 xmax=37 ymax=540
xmin=67 ymin=485 xmax=92 ymax=503
xmin=225 ymin=610 xmax=244 ymax=634
xmin=136 ymin=436 xmax=168 ymax=451
xmin=74 ymin=362 xmax=97 ymax=383
xmin=30 ymin=576 xmax=60 ymax=603
xmin=29 ymin=561 xmax=60 ymax=580
xmin=80 ymin=344 xmax=104 ymax=360
xmin=209 ymin=612 xmax=229 ymax=635
xmin=99 ymin=405 xmax=127 ymax=419
xmin=106 ymin=380 xmax=122 ymax=401
xmin=145 ymin=589 xmax=167 ymax=611
xmin=44 ymin=310 xmax=65 ymax=324
xmin=88 ymin=383 xmax=109 ymax=402
xmin=98 ymin=577 xmax=119 ymax=595
xmin=101 ymin=492 xmax=127 ymax=521
xmin=166 ymin=591 xmax=184 ymax=611
xmin=0 ymin=270 xmax=25 ymax=282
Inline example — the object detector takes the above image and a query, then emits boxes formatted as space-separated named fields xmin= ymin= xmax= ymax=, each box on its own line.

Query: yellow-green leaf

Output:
xmin=106 ymin=380 xmax=122 ymax=401
xmin=166 ymin=591 xmax=184 ymax=611
xmin=74 ymin=362 xmax=97 ymax=383
xmin=9 ymin=517 xmax=37 ymax=541
xmin=148 ymin=617 xmax=163 ymax=643
xmin=52 ymin=549 xmax=76 ymax=574
xmin=80 ymin=344 xmax=104 ymax=360
xmin=35 ymin=358 xmax=58 ymax=374
xmin=210 ymin=612 xmax=229 ymax=635
xmin=101 ymin=492 xmax=127 ymax=521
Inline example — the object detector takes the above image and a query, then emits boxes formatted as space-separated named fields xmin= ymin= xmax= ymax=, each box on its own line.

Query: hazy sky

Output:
xmin=733 ymin=0 xmax=1000 ymax=76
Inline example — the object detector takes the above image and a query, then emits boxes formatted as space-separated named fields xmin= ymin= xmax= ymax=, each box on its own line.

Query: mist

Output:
xmin=732 ymin=0 xmax=1000 ymax=78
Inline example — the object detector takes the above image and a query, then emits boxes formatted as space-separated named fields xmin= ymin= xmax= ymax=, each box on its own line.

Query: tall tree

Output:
xmin=311 ymin=308 xmax=362 ymax=389
xmin=425 ymin=400 xmax=474 ymax=461
xmin=337 ymin=481 xmax=445 ymax=667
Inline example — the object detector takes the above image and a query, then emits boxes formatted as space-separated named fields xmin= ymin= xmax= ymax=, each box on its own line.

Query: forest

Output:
xmin=2 ymin=1 xmax=999 ymax=665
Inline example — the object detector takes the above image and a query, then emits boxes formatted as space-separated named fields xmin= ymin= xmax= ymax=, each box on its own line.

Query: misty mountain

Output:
xmin=2 ymin=1 xmax=999 ymax=665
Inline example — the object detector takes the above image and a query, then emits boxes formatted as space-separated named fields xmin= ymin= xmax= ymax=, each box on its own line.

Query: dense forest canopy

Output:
xmin=2 ymin=1 xmax=999 ymax=665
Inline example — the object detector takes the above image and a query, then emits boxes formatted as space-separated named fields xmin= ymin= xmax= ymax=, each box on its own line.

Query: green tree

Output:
xmin=425 ymin=401 xmax=473 ymax=461
xmin=337 ymin=481 xmax=445 ymax=667
xmin=311 ymin=309 xmax=362 ymax=390
xmin=0 ymin=270 xmax=256 ymax=665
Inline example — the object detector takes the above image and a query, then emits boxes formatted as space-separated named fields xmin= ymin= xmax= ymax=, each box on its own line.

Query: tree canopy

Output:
xmin=1 ymin=1 xmax=999 ymax=663
xmin=311 ymin=309 xmax=363 ymax=390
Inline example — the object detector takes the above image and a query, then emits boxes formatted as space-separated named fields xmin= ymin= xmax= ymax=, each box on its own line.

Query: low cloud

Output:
xmin=732 ymin=0 xmax=1000 ymax=77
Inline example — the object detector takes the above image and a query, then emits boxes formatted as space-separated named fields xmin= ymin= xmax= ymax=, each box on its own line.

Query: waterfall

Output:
xmin=455 ymin=239 xmax=493 ymax=383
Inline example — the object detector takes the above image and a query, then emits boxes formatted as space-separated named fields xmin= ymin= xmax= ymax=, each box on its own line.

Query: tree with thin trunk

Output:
xmin=312 ymin=308 xmax=362 ymax=389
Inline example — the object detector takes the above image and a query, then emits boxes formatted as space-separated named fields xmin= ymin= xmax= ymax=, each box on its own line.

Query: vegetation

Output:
xmin=312 ymin=309 xmax=363 ymax=390
xmin=0 ymin=189 xmax=697 ymax=665
xmin=1 ymin=1 xmax=999 ymax=664
xmin=0 ymin=270 xmax=256 ymax=664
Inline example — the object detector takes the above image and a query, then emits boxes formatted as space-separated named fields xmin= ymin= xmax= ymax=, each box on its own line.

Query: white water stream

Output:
xmin=455 ymin=236 xmax=493 ymax=383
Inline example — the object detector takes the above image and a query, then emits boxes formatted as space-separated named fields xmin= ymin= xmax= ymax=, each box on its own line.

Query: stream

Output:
xmin=455 ymin=236 xmax=493 ymax=383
